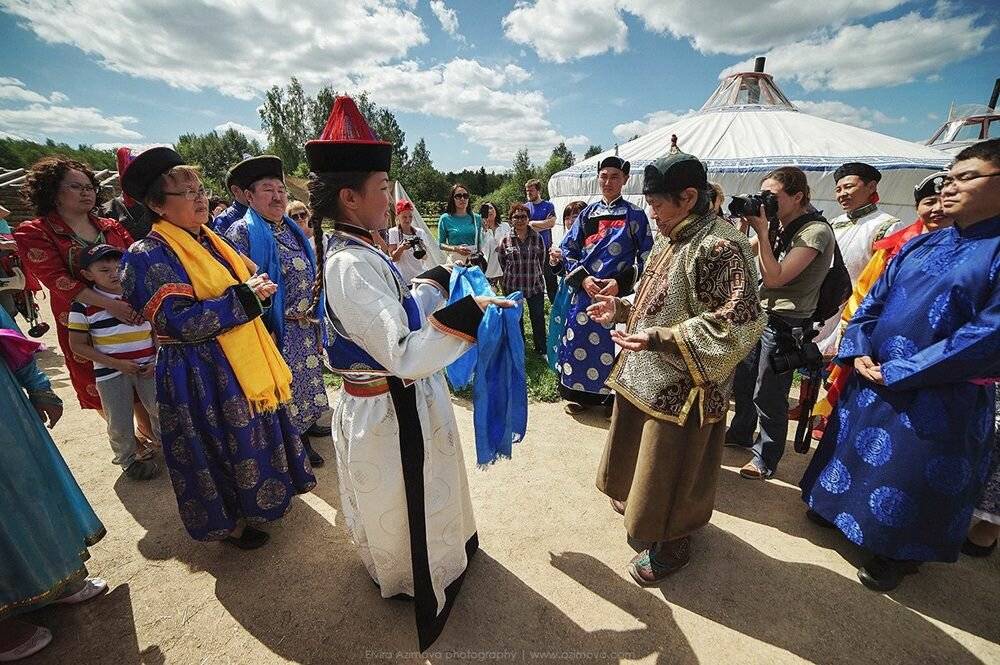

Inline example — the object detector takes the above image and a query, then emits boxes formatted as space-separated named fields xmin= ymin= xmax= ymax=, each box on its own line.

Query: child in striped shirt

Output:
xmin=68 ymin=244 xmax=160 ymax=481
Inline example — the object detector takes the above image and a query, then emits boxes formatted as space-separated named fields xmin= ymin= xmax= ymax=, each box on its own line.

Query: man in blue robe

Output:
xmin=800 ymin=138 xmax=1000 ymax=591
xmin=554 ymin=156 xmax=653 ymax=416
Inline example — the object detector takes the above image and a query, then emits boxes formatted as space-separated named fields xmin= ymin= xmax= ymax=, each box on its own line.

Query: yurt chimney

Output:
xmin=748 ymin=57 xmax=766 ymax=104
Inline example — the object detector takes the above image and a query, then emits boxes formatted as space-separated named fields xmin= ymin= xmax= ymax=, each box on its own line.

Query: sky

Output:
xmin=0 ymin=0 xmax=996 ymax=172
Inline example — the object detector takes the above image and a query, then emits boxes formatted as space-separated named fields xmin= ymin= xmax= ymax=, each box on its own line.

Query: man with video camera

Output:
xmin=726 ymin=167 xmax=836 ymax=480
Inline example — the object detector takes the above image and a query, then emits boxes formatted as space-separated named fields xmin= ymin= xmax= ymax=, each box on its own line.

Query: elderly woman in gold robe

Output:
xmin=588 ymin=147 xmax=765 ymax=585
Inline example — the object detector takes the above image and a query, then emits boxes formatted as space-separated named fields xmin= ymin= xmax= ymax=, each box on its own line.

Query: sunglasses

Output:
xmin=453 ymin=192 xmax=470 ymax=199
xmin=511 ymin=213 xmax=528 ymax=220
xmin=290 ymin=212 xmax=309 ymax=220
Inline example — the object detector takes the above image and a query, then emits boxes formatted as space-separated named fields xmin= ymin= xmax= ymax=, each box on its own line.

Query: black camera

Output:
xmin=729 ymin=190 xmax=779 ymax=222
xmin=406 ymin=236 xmax=426 ymax=260
xmin=768 ymin=325 xmax=824 ymax=375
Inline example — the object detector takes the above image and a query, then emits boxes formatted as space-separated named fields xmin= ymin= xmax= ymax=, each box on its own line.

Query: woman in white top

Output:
xmin=386 ymin=199 xmax=432 ymax=284
xmin=478 ymin=201 xmax=510 ymax=289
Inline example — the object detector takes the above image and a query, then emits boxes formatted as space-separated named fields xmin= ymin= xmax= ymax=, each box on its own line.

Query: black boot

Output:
xmin=305 ymin=422 xmax=332 ymax=437
xmin=857 ymin=555 xmax=920 ymax=592
xmin=302 ymin=435 xmax=325 ymax=467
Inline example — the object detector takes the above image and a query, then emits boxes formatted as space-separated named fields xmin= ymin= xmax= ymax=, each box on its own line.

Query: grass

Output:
xmin=323 ymin=298 xmax=562 ymax=403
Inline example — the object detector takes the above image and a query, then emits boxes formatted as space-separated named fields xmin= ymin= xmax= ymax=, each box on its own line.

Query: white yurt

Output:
xmin=548 ymin=59 xmax=950 ymax=240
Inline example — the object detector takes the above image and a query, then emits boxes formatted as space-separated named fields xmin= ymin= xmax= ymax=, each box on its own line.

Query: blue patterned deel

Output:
xmin=800 ymin=218 xmax=1000 ymax=563
xmin=120 ymin=234 xmax=317 ymax=541
xmin=854 ymin=427 xmax=893 ymax=467
xmin=834 ymin=513 xmax=865 ymax=546
xmin=819 ymin=459 xmax=852 ymax=494
xmin=868 ymin=486 xmax=917 ymax=528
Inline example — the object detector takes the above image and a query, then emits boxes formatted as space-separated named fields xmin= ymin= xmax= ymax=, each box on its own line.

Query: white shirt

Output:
xmin=815 ymin=207 xmax=902 ymax=355
xmin=387 ymin=226 xmax=432 ymax=284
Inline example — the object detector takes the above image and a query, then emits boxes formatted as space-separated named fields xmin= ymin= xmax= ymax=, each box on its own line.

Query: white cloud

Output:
xmin=215 ymin=121 xmax=267 ymax=146
xmin=91 ymin=141 xmax=168 ymax=152
xmin=503 ymin=0 xmax=626 ymax=63
xmin=0 ymin=0 xmax=580 ymax=163
xmin=620 ymin=0 xmax=906 ymax=54
xmin=0 ymin=77 xmax=68 ymax=104
xmin=429 ymin=0 xmax=460 ymax=36
xmin=0 ymin=103 xmax=142 ymax=140
xmin=1 ymin=0 xmax=428 ymax=99
xmin=501 ymin=0 xmax=907 ymax=62
xmin=612 ymin=109 xmax=695 ymax=141
xmin=353 ymin=58 xmax=583 ymax=162
xmin=720 ymin=9 xmax=994 ymax=91
xmin=792 ymin=100 xmax=905 ymax=129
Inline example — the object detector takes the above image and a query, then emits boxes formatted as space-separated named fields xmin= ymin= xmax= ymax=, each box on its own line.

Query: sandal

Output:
xmin=54 ymin=577 xmax=107 ymax=605
xmin=134 ymin=434 xmax=159 ymax=461
xmin=564 ymin=402 xmax=586 ymax=415
xmin=0 ymin=623 xmax=52 ymax=662
xmin=610 ymin=498 xmax=626 ymax=516
xmin=739 ymin=458 xmax=774 ymax=480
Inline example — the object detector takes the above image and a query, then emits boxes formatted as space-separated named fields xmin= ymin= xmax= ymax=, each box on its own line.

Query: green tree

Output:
xmin=584 ymin=144 xmax=603 ymax=159
xmin=400 ymin=138 xmax=449 ymax=205
xmin=175 ymin=128 xmax=263 ymax=194
xmin=259 ymin=77 xmax=309 ymax=173
xmin=548 ymin=142 xmax=575 ymax=170
xmin=0 ymin=138 xmax=115 ymax=171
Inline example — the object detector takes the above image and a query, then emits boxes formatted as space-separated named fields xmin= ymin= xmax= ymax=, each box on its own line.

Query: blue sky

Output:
xmin=0 ymin=0 xmax=995 ymax=172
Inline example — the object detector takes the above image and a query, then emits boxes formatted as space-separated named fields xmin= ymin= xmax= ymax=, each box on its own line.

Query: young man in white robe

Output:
xmin=814 ymin=162 xmax=902 ymax=357
xmin=805 ymin=162 xmax=902 ymax=438
xmin=304 ymin=96 xmax=511 ymax=652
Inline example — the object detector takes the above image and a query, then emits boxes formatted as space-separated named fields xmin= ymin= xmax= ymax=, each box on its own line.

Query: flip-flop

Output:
xmin=53 ymin=577 xmax=107 ymax=605
xmin=0 ymin=625 xmax=52 ymax=662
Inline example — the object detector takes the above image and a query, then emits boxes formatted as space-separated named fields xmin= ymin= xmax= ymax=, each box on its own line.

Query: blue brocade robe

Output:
xmin=801 ymin=216 xmax=1000 ymax=562
xmin=121 ymin=232 xmax=316 ymax=541
xmin=556 ymin=197 xmax=653 ymax=402
xmin=226 ymin=216 xmax=329 ymax=434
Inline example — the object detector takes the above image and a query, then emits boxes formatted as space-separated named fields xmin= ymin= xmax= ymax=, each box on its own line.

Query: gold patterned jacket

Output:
xmin=606 ymin=212 xmax=765 ymax=426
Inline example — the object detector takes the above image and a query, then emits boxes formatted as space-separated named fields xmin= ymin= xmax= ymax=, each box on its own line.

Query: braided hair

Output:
xmin=306 ymin=170 xmax=373 ymax=314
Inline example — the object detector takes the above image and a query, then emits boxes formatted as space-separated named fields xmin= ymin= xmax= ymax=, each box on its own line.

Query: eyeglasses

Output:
xmin=511 ymin=213 xmax=528 ymax=220
xmin=937 ymin=171 xmax=1000 ymax=191
xmin=290 ymin=212 xmax=309 ymax=220
xmin=453 ymin=192 xmax=470 ymax=199
xmin=163 ymin=187 xmax=208 ymax=200
xmin=63 ymin=183 xmax=96 ymax=193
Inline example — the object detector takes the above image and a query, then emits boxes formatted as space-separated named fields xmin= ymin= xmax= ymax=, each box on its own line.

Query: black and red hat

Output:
xmin=305 ymin=96 xmax=392 ymax=174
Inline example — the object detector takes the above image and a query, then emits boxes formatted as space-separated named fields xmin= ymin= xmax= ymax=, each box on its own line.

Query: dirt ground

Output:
xmin=19 ymin=304 xmax=1000 ymax=665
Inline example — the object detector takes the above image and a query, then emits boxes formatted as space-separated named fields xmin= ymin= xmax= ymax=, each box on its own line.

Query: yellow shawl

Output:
xmin=153 ymin=220 xmax=292 ymax=413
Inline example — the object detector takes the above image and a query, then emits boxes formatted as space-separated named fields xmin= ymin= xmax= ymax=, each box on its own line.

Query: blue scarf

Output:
xmin=243 ymin=207 xmax=323 ymax=348
xmin=473 ymin=291 xmax=527 ymax=466
xmin=445 ymin=266 xmax=494 ymax=388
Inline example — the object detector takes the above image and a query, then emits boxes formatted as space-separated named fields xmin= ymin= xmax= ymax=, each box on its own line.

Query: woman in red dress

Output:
xmin=13 ymin=156 xmax=138 ymax=412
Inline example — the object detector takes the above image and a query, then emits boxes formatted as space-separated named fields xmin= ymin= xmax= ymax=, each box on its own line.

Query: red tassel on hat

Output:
xmin=318 ymin=96 xmax=384 ymax=144
xmin=116 ymin=147 xmax=138 ymax=206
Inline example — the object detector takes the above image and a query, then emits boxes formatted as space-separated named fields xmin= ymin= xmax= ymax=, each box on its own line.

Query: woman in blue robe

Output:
xmin=801 ymin=212 xmax=1000 ymax=590
xmin=119 ymin=148 xmax=316 ymax=549
xmin=0 ymin=307 xmax=107 ymax=661
xmin=555 ymin=174 xmax=653 ymax=415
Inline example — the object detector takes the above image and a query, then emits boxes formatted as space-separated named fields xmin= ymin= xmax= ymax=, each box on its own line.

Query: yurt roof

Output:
xmin=548 ymin=66 xmax=950 ymax=225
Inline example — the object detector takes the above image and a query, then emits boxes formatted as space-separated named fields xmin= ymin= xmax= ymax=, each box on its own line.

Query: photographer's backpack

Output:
xmin=776 ymin=214 xmax=851 ymax=327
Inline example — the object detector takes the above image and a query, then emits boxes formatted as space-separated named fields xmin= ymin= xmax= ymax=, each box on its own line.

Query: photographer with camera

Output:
xmin=726 ymin=167 xmax=835 ymax=480
xmin=387 ymin=199 xmax=432 ymax=285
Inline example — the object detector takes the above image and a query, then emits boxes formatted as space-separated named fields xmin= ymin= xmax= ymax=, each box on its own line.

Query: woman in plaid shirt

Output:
xmin=498 ymin=203 xmax=547 ymax=355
